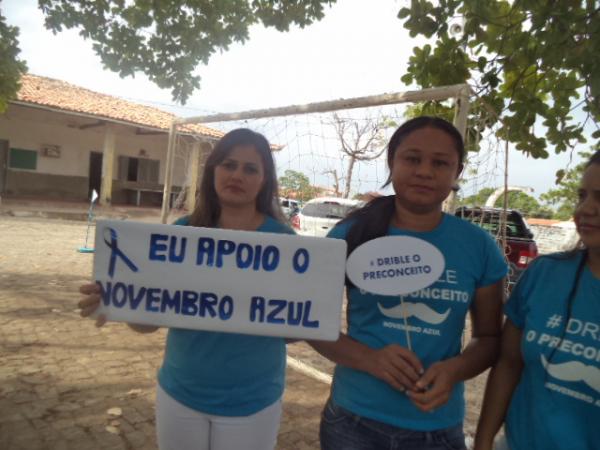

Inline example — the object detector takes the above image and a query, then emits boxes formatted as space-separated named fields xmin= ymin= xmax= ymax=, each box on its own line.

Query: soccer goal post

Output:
xmin=161 ymin=84 xmax=471 ymax=224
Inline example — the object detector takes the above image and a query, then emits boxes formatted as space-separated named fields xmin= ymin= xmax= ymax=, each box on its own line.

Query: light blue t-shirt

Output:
xmin=158 ymin=215 xmax=295 ymax=416
xmin=504 ymin=252 xmax=600 ymax=450
xmin=328 ymin=213 xmax=508 ymax=430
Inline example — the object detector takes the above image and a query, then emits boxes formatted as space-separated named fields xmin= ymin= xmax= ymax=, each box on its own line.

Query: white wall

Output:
xmin=530 ymin=223 xmax=579 ymax=254
xmin=0 ymin=104 xmax=180 ymax=184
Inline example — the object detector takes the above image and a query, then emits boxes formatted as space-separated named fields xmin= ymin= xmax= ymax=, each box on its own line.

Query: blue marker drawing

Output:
xmin=103 ymin=227 xmax=139 ymax=278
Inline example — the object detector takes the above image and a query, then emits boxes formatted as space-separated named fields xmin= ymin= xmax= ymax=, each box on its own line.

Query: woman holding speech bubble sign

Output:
xmin=310 ymin=117 xmax=508 ymax=450
xmin=79 ymin=128 xmax=294 ymax=450
xmin=474 ymin=151 xmax=600 ymax=450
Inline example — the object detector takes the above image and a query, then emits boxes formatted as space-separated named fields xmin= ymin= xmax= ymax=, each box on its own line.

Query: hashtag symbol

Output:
xmin=546 ymin=314 xmax=562 ymax=329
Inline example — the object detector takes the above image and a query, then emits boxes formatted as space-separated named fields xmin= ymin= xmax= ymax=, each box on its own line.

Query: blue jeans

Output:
xmin=319 ymin=399 xmax=466 ymax=450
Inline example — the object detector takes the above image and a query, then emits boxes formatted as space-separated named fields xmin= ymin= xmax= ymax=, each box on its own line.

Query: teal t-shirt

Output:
xmin=328 ymin=213 xmax=508 ymax=430
xmin=504 ymin=252 xmax=600 ymax=450
xmin=157 ymin=215 xmax=295 ymax=416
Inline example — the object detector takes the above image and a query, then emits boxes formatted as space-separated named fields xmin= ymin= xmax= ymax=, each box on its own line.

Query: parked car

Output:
xmin=279 ymin=197 xmax=300 ymax=218
xmin=455 ymin=206 xmax=538 ymax=285
xmin=293 ymin=197 xmax=362 ymax=237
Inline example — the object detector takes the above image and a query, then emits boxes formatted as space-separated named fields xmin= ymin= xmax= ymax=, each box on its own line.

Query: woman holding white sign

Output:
xmin=474 ymin=151 xmax=600 ymax=450
xmin=79 ymin=128 xmax=294 ymax=450
xmin=311 ymin=116 xmax=508 ymax=450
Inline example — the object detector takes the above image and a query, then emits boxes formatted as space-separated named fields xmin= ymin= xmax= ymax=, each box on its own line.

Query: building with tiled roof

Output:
xmin=15 ymin=74 xmax=223 ymax=139
xmin=0 ymin=74 xmax=222 ymax=208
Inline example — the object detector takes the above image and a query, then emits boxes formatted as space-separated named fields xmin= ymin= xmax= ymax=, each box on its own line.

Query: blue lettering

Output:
xmin=301 ymin=301 xmax=319 ymax=328
xmin=250 ymin=296 xmax=265 ymax=322
xmin=98 ymin=281 xmax=111 ymax=306
xmin=253 ymin=245 xmax=263 ymax=270
xmin=219 ymin=295 xmax=234 ymax=320
xmin=197 ymin=238 xmax=215 ymax=266
xmin=262 ymin=246 xmax=280 ymax=271
xmin=168 ymin=236 xmax=187 ymax=263
xmin=145 ymin=288 xmax=161 ymax=312
xmin=216 ymin=240 xmax=236 ymax=268
xmin=293 ymin=248 xmax=310 ymax=274
xmin=182 ymin=291 xmax=198 ymax=315
xmin=127 ymin=285 xmax=146 ymax=310
xmin=199 ymin=292 xmax=218 ymax=317
xmin=287 ymin=301 xmax=303 ymax=326
xmin=161 ymin=290 xmax=181 ymax=313
xmin=149 ymin=234 xmax=168 ymax=261
xmin=236 ymin=243 xmax=254 ymax=269
xmin=267 ymin=299 xmax=287 ymax=324
xmin=112 ymin=282 xmax=127 ymax=308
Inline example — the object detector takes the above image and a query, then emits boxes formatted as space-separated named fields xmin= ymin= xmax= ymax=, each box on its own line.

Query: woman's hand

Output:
xmin=364 ymin=344 xmax=424 ymax=392
xmin=407 ymin=359 xmax=460 ymax=412
xmin=78 ymin=282 xmax=159 ymax=333
xmin=78 ymin=282 xmax=106 ymax=327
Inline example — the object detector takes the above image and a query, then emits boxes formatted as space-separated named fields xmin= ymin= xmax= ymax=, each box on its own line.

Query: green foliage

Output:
xmin=398 ymin=0 xmax=599 ymax=158
xmin=278 ymin=169 xmax=318 ymax=202
xmin=37 ymin=0 xmax=336 ymax=103
xmin=459 ymin=186 xmax=554 ymax=218
xmin=0 ymin=3 xmax=27 ymax=113
xmin=404 ymin=100 xmax=487 ymax=153
xmin=540 ymin=149 xmax=594 ymax=220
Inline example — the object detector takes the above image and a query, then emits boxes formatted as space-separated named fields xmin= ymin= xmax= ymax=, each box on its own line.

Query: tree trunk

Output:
xmin=344 ymin=156 xmax=356 ymax=198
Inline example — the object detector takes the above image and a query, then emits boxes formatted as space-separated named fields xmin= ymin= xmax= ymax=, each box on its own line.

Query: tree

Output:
xmin=403 ymin=101 xmax=488 ymax=153
xmin=0 ymin=6 xmax=27 ymax=113
xmin=278 ymin=169 xmax=318 ymax=202
xmin=3 ymin=0 xmax=335 ymax=105
xmin=399 ymin=1 xmax=600 ymax=158
xmin=540 ymin=149 xmax=594 ymax=220
xmin=459 ymin=187 xmax=553 ymax=218
xmin=330 ymin=113 xmax=387 ymax=198
xmin=323 ymin=169 xmax=341 ymax=197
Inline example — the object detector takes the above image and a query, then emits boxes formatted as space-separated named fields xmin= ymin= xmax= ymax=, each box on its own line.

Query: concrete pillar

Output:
xmin=185 ymin=141 xmax=201 ymax=212
xmin=100 ymin=124 xmax=116 ymax=206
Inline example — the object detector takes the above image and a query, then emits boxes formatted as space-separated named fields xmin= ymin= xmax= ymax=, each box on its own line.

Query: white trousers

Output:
xmin=156 ymin=384 xmax=282 ymax=450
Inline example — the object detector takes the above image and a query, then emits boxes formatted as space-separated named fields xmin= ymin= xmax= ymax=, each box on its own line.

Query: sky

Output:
xmin=3 ymin=0 xmax=590 ymax=200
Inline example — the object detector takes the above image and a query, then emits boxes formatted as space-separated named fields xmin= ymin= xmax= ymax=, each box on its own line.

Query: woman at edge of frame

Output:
xmin=78 ymin=128 xmax=295 ymax=450
xmin=310 ymin=116 xmax=508 ymax=450
xmin=474 ymin=150 xmax=600 ymax=450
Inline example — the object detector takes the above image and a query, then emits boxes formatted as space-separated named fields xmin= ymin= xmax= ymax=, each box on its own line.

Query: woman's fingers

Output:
xmin=388 ymin=353 xmax=420 ymax=384
xmin=79 ymin=283 xmax=100 ymax=295
xmin=78 ymin=283 xmax=107 ymax=327
xmin=381 ymin=370 xmax=408 ymax=392
xmin=393 ymin=345 xmax=424 ymax=375
xmin=95 ymin=314 xmax=107 ymax=328
xmin=368 ymin=345 xmax=425 ymax=392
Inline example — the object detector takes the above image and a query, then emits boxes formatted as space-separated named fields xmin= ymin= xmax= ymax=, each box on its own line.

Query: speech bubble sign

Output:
xmin=346 ymin=235 xmax=445 ymax=296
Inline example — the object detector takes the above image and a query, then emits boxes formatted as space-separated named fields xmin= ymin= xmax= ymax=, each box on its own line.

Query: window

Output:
xmin=9 ymin=148 xmax=37 ymax=170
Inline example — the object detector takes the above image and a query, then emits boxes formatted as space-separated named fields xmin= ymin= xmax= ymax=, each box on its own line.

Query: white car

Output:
xmin=293 ymin=197 xmax=362 ymax=237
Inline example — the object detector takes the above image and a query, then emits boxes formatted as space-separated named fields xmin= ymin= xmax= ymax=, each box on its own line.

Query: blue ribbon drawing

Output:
xmin=103 ymin=227 xmax=139 ymax=278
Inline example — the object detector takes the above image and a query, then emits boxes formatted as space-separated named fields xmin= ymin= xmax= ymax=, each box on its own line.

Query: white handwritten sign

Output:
xmin=92 ymin=219 xmax=347 ymax=340
xmin=346 ymin=236 xmax=445 ymax=296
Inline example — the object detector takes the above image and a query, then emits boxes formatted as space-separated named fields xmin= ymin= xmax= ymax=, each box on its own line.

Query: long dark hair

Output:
xmin=545 ymin=149 xmax=599 ymax=365
xmin=189 ymin=128 xmax=285 ymax=227
xmin=342 ymin=116 xmax=466 ymax=258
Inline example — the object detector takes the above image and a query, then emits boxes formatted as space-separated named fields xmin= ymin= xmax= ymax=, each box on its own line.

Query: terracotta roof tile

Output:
xmin=15 ymin=74 xmax=224 ymax=139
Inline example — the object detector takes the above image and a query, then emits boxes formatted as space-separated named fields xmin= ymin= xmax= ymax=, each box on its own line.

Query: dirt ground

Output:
xmin=0 ymin=216 xmax=488 ymax=449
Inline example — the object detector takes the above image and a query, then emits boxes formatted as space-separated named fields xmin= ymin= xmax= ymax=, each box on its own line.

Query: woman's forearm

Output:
xmin=474 ymin=356 xmax=523 ymax=449
xmin=309 ymin=334 xmax=373 ymax=373
xmin=448 ymin=335 xmax=500 ymax=382
xmin=474 ymin=321 xmax=524 ymax=450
